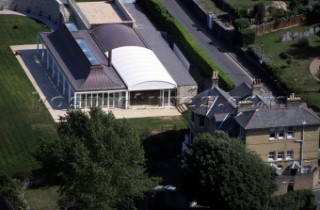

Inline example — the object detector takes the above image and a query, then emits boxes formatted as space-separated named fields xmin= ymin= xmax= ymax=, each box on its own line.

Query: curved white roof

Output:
xmin=110 ymin=46 xmax=177 ymax=91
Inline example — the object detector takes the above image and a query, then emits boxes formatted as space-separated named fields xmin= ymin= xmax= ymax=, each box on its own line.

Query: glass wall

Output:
xmin=75 ymin=91 xmax=126 ymax=109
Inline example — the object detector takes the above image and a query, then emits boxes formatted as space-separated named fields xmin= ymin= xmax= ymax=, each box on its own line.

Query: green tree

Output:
xmin=254 ymin=3 xmax=266 ymax=24
xmin=182 ymin=132 xmax=277 ymax=210
xmin=35 ymin=107 xmax=157 ymax=210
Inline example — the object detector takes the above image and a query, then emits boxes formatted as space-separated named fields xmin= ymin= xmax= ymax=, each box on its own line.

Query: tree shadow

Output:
xmin=143 ymin=129 xmax=188 ymax=187
xmin=287 ymin=42 xmax=320 ymax=60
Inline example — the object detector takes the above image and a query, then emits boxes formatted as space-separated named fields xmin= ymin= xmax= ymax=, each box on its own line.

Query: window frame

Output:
xmin=268 ymin=151 xmax=275 ymax=162
xmin=277 ymin=151 xmax=284 ymax=160
xmin=286 ymin=150 xmax=294 ymax=160
xmin=287 ymin=127 xmax=295 ymax=139
xmin=269 ymin=128 xmax=276 ymax=140
xmin=278 ymin=127 xmax=285 ymax=139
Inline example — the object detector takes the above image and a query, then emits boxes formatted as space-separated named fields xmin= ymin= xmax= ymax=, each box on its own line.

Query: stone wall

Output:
xmin=177 ymin=85 xmax=197 ymax=105
xmin=276 ymin=169 xmax=319 ymax=195
xmin=0 ymin=0 xmax=62 ymax=24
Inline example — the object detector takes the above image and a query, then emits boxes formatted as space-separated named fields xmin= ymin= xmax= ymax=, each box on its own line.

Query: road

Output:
xmin=161 ymin=0 xmax=270 ymax=90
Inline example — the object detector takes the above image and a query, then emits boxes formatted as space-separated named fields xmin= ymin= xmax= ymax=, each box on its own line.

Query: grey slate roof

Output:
xmin=189 ymin=87 xmax=237 ymax=119
xmin=229 ymin=82 xmax=251 ymax=99
xmin=91 ymin=24 xmax=145 ymax=52
xmin=234 ymin=105 xmax=320 ymax=130
xmin=39 ymin=24 xmax=126 ymax=92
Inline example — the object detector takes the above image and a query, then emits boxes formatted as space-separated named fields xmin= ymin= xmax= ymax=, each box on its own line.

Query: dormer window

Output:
xmin=287 ymin=127 xmax=295 ymax=139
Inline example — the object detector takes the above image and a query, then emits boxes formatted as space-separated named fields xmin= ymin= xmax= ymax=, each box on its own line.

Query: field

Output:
xmin=0 ymin=15 xmax=57 ymax=175
xmin=254 ymin=23 xmax=320 ymax=110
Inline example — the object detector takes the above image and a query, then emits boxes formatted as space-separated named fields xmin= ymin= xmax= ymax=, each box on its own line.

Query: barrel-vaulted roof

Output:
xmin=91 ymin=24 xmax=145 ymax=52
xmin=111 ymin=46 xmax=177 ymax=91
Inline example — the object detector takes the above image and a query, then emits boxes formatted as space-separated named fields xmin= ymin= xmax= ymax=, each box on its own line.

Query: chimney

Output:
xmin=237 ymin=100 xmax=254 ymax=112
xmin=286 ymin=93 xmax=304 ymax=107
xmin=108 ymin=50 xmax=112 ymax=67
xmin=212 ymin=71 xmax=219 ymax=89
xmin=252 ymin=78 xmax=263 ymax=95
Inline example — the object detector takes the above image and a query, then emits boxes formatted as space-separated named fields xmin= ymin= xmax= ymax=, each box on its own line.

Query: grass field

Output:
xmin=254 ymin=23 xmax=320 ymax=110
xmin=127 ymin=111 xmax=190 ymax=134
xmin=0 ymin=15 xmax=56 ymax=176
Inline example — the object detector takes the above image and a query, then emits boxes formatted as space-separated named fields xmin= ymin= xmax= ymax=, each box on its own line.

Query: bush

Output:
xmin=234 ymin=18 xmax=250 ymax=30
xmin=279 ymin=52 xmax=290 ymax=59
xmin=237 ymin=28 xmax=256 ymax=46
xmin=298 ymin=37 xmax=310 ymax=48
xmin=269 ymin=190 xmax=316 ymax=210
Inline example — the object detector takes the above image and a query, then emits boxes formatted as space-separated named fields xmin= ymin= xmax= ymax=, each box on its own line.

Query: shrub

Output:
xmin=237 ymin=28 xmax=256 ymax=46
xmin=269 ymin=190 xmax=316 ymax=210
xmin=298 ymin=37 xmax=310 ymax=48
xmin=234 ymin=18 xmax=250 ymax=30
xmin=279 ymin=52 xmax=290 ymax=59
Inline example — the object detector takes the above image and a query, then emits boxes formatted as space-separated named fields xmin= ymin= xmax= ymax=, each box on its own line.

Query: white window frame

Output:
xmin=287 ymin=127 xmax=295 ymax=139
xmin=269 ymin=128 xmax=276 ymax=140
xmin=278 ymin=127 xmax=284 ymax=139
xmin=277 ymin=151 xmax=284 ymax=160
xmin=286 ymin=150 xmax=294 ymax=160
xmin=268 ymin=152 xmax=275 ymax=162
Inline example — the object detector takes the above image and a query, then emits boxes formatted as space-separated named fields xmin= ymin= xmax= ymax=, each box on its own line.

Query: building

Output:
xmin=189 ymin=72 xmax=320 ymax=193
xmin=32 ymin=0 xmax=197 ymax=111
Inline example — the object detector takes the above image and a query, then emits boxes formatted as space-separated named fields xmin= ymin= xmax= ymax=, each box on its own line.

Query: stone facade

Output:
xmin=176 ymin=85 xmax=197 ymax=105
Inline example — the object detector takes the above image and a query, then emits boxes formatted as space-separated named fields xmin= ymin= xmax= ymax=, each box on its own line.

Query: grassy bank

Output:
xmin=0 ymin=15 xmax=56 ymax=175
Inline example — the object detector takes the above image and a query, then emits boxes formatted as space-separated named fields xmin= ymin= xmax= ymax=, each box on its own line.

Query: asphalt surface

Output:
xmin=161 ymin=0 xmax=254 ymax=87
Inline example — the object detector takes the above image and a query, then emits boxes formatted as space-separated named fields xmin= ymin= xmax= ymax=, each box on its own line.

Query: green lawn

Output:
xmin=127 ymin=111 xmax=190 ymax=135
xmin=254 ymin=23 xmax=320 ymax=110
xmin=0 ymin=15 xmax=56 ymax=176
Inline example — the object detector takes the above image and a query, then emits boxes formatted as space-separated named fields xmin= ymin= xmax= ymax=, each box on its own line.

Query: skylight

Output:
xmin=65 ymin=23 xmax=78 ymax=32
xmin=76 ymin=39 xmax=99 ymax=65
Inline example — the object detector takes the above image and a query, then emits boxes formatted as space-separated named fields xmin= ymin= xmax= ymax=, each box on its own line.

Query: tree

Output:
xmin=182 ymin=132 xmax=277 ymax=210
xmin=254 ymin=3 xmax=266 ymax=24
xmin=35 ymin=107 xmax=157 ymax=210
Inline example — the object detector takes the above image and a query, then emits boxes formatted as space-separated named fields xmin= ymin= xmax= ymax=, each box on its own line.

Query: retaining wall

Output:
xmin=0 ymin=0 xmax=61 ymax=24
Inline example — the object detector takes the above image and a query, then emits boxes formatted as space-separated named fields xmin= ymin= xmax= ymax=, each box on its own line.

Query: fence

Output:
xmin=252 ymin=14 xmax=307 ymax=35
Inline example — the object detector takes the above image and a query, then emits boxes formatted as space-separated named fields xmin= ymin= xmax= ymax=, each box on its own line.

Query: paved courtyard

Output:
xmin=11 ymin=44 xmax=181 ymax=122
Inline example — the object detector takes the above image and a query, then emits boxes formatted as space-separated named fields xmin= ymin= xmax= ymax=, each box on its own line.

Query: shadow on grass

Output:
xmin=143 ymin=129 xmax=188 ymax=188
xmin=287 ymin=43 xmax=320 ymax=60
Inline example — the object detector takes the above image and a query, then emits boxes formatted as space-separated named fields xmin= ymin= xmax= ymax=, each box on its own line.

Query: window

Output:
xmin=199 ymin=116 xmax=205 ymax=127
xmin=277 ymin=151 xmax=284 ymax=160
xmin=287 ymin=127 xmax=295 ymax=139
xmin=286 ymin=151 xmax=294 ymax=160
xmin=269 ymin=128 xmax=276 ymax=140
xmin=303 ymin=166 xmax=311 ymax=174
xmin=268 ymin=152 xmax=275 ymax=161
xmin=278 ymin=128 xmax=284 ymax=139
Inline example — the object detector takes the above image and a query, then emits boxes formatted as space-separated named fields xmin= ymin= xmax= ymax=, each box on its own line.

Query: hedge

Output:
xmin=268 ymin=190 xmax=316 ymax=210
xmin=138 ymin=0 xmax=234 ymax=90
